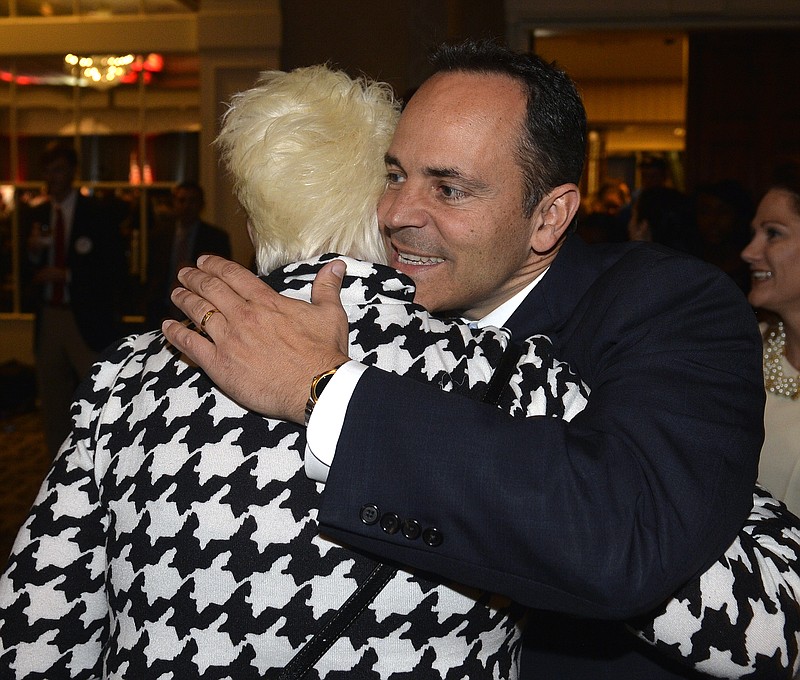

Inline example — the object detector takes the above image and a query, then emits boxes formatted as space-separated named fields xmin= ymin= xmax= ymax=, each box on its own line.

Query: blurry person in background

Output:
xmin=741 ymin=160 xmax=800 ymax=515
xmin=627 ymin=185 xmax=697 ymax=254
xmin=638 ymin=154 xmax=671 ymax=191
xmin=693 ymin=179 xmax=754 ymax=294
xmin=21 ymin=140 xmax=126 ymax=456
xmin=145 ymin=180 xmax=231 ymax=328
xmin=577 ymin=179 xmax=630 ymax=243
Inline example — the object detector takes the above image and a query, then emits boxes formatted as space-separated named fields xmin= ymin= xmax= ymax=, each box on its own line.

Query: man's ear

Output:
xmin=530 ymin=183 xmax=581 ymax=253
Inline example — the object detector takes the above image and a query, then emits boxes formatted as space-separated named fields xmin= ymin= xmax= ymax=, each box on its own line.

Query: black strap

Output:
xmin=481 ymin=339 xmax=525 ymax=407
xmin=276 ymin=561 xmax=398 ymax=680
xmin=277 ymin=339 xmax=524 ymax=679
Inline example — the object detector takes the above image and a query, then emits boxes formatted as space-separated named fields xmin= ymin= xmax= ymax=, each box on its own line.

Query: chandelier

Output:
xmin=64 ymin=53 xmax=136 ymax=89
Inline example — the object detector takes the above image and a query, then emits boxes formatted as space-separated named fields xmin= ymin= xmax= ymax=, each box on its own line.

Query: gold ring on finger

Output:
xmin=200 ymin=308 xmax=220 ymax=331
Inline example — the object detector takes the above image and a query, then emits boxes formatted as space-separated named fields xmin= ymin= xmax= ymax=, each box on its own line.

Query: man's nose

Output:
xmin=379 ymin=186 xmax=427 ymax=229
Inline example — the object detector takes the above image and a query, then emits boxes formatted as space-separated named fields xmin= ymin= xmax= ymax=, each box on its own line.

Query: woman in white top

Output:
xmin=742 ymin=160 xmax=800 ymax=515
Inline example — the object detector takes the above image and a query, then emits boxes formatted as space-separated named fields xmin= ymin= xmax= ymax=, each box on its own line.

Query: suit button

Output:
xmin=360 ymin=504 xmax=380 ymax=525
xmin=380 ymin=513 xmax=401 ymax=534
xmin=422 ymin=527 xmax=443 ymax=547
xmin=401 ymin=519 xmax=421 ymax=540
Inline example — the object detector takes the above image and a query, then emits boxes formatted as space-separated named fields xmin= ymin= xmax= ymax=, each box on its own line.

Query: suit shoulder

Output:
xmin=602 ymin=241 xmax=734 ymax=289
xmin=198 ymin=221 xmax=231 ymax=254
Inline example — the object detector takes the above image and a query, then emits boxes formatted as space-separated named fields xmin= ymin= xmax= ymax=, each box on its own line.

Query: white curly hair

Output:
xmin=216 ymin=65 xmax=400 ymax=274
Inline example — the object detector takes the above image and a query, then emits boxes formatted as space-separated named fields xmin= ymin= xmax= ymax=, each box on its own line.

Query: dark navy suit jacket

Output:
xmin=317 ymin=234 xmax=765 ymax=678
xmin=24 ymin=194 xmax=126 ymax=353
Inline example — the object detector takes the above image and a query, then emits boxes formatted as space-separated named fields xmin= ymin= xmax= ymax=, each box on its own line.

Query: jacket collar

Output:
xmin=505 ymin=233 xmax=605 ymax=339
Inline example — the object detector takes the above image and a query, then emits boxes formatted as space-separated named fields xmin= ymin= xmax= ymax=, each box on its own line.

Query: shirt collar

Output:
xmin=54 ymin=189 xmax=78 ymax=214
xmin=473 ymin=267 xmax=549 ymax=329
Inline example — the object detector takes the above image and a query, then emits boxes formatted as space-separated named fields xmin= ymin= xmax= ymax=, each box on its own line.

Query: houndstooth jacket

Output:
xmin=0 ymin=255 xmax=587 ymax=680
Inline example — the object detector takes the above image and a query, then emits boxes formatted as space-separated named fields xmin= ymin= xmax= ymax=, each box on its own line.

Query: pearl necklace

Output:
xmin=763 ymin=322 xmax=800 ymax=400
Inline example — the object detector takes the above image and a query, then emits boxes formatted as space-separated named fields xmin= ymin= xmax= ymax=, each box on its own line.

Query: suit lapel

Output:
xmin=69 ymin=195 xmax=91 ymax=245
xmin=505 ymin=234 xmax=606 ymax=341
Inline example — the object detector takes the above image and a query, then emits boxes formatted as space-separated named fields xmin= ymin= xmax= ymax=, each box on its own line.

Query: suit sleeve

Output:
xmin=317 ymin=253 xmax=764 ymax=620
xmin=17 ymin=203 xmax=47 ymax=313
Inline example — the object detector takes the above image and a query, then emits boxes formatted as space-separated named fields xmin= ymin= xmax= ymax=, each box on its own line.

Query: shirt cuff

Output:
xmin=304 ymin=360 xmax=368 ymax=483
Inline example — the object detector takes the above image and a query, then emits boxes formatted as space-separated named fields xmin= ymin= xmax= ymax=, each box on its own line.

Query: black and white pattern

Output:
xmin=631 ymin=484 xmax=800 ymax=679
xmin=5 ymin=253 xmax=793 ymax=679
xmin=0 ymin=255 xmax=587 ymax=680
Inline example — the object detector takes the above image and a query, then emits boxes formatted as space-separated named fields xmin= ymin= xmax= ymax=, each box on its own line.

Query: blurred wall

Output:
xmin=280 ymin=0 xmax=506 ymax=97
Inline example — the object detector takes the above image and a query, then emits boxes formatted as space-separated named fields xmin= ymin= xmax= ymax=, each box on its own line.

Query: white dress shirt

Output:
xmin=305 ymin=269 xmax=548 ymax=482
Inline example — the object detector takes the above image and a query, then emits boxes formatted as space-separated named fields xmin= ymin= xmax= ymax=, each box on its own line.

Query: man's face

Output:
xmin=378 ymin=71 xmax=544 ymax=319
xmin=44 ymin=158 xmax=76 ymax=202
xmin=173 ymin=187 xmax=203 ymax=224
xmin=640 ymin=165 xmax=667 ymax=191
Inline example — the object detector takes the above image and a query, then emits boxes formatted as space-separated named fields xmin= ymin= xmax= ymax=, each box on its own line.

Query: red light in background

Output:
xmin=119 ymin=71 xmax=151 ymax=85
xmin=144 ymin=53 xmax=164 ymax=72
xmin=131 ymin=53 xmax=164 ymax=73
xmin=2 ymin=52 xmax=163 ymax=87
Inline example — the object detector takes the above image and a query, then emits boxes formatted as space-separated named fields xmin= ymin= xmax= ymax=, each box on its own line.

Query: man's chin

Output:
xmin=411 ymin=288 xmax=460 ymax=315
xmin=399 ymin=263 xmax=464 ymax=313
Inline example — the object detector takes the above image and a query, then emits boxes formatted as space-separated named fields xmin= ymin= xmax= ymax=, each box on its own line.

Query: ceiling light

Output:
xmin=64 ymin=53 xmax=136 ymax=89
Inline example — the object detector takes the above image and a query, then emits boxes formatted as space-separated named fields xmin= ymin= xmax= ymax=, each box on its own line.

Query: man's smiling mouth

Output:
xmin=397 ymin=250 xmax=445 ymax=265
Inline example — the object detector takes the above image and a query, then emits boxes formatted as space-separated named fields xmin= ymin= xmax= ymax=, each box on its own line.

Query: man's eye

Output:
xmin=386 ymin=171 xmax=404 ymax=184
xmin=440 ymin=185 xmax=466 ymax=200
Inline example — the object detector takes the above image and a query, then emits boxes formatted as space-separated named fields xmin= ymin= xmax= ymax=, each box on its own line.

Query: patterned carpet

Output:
xmin=0 ymin=410 xmax=51 ymax=565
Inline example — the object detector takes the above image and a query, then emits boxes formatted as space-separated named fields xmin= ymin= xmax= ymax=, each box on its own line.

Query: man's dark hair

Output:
xmin=174 ymin=180 xmax=205 ymax=202
xmin=639 ymin=155 xmax=668 ymax=172
xmin=429 ymin=39 xmax=587 ymax=217
xmin=40 ymin=140 xmax=78 ymax=169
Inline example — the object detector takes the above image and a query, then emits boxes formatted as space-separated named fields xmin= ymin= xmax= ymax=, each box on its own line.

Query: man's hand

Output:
xmin=162 ymin=255 xmax=351 ymax=424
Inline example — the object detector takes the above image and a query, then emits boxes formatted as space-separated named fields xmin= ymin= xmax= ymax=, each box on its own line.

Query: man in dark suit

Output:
xmin=22 ymin=141 xmax=126 ymax=456
xmin=145 ymin=180 xmax=231 ymax=328
xmin=162 ymin=42 xmax=765 ymax=678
